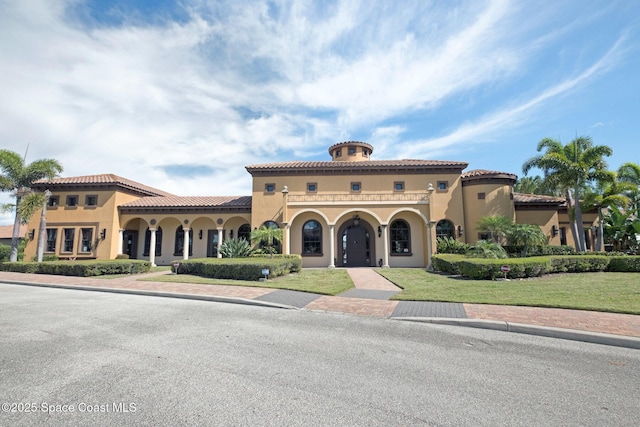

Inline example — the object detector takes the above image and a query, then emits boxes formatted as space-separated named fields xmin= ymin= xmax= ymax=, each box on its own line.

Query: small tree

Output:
xmin=506 ymin=224 xmax=547 ymax=257
xmin=250 ymin=225 xmax=283 ymax=258
xmin=476 ymin=215 xmax=513 ymax=244
xmin=469 ymin=240 xmax=508 ymax=259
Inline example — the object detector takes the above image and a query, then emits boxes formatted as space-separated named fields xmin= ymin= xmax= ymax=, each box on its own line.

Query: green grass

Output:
xmin=139 ymin=268 xmax=354 ymax=296
xmin=377 ymin=269 xmax=640 ymax=314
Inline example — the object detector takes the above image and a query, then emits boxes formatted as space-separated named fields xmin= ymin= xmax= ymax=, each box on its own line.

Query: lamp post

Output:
xmin=426 ymin=183 xmax=435 ymax=269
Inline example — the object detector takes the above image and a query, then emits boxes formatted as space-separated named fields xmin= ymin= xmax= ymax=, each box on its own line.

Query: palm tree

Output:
xmin=617 ymin=162 xmax=640 ymax=213
xmin=0 ymin=149 xmax=63 ymax=262
xmin=476 ymin=215 xmax=513 ymax=244
xmin=522 ymin=136 xmax=613 ymax=252
xmin=250 ymin=225 xmax=283 ymax=258
xmin=582 ymin=176 xmax=633 ymax=251
xmin=505 ymin=224 xmax=547 ymax=257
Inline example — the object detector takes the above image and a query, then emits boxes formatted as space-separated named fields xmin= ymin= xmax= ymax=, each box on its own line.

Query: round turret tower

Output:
xmin=328 ymin=141 xmax=373 ymax=162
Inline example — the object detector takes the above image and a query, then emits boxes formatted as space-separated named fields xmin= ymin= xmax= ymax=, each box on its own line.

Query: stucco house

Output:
xmin=23 ymin=141 xmax=597 ymax=266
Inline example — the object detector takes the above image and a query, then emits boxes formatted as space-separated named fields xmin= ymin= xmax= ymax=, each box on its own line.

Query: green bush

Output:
xmin=549 ymin=256 xmax=609 ymax=273
xmin=171 ymin=255 xmax=302 ymax=280
xmin=220 ymin=238 xmax=253 ymax=258
xmin=458 ymin=257 xmax=551 ymax=280
xmin=0 ymin=244 xmax=10 ymax=262
xmin=115 ymin=254 xmax=130 ymax=260
xmin=431 ymin=254 xmax=467 ymax=274
xmin=0 ymin=260 xmax=151 ymax=276
xmin=469 ymin=240 xmax=507 ymax=259
xmin=436 ymin=237 xmax=471 ymax=255
xmin=504 ymin=245 xmax=575 ymax=257
xmin=605 ymin=256 xmax=640 ymax=272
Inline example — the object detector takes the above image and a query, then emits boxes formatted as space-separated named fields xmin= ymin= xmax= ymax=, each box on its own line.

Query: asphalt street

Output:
xmin=1 ymin=284 xmax=639 ymax=426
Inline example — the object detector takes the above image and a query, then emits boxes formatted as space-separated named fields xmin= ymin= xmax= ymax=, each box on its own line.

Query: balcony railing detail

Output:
xmin=287 ymin=192 xmax=429 ymax=203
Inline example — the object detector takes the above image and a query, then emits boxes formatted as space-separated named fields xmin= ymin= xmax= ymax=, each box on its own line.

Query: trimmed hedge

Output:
xmin=432 ymin=254 xmax=623 ymax=279
xmin=0 ymin=260 xmax=151 ymax=276
xmin=606 ymin=256 xmax=640 ymax=272
xmin=171 ymin=255 xmax=302 ymax=280
xmin=504 ymin=245 xmax=575 ymax=257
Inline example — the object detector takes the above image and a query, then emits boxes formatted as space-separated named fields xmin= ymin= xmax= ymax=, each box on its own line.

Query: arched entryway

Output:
xmin=337 ymin=217 xmax=375 ymax=267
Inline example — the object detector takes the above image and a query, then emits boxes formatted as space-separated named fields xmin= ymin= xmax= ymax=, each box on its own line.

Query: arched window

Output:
xmin=302 ymin=220 xmax=322 ymax=255
xmin=174 ymin=225 xmax=193 ymax=256
xmin=390 ymin=220 xmax=411 ymax=254
xmin=143 ymin=227 xmax=162 ymax=256
xmin=436 ymin=219 xmax=455 ymax=239
xmin=237 ymin=224 xmax=251 ymax=241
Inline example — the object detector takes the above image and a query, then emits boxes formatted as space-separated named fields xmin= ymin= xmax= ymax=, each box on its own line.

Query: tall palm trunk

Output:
xmin=572 ymin=185 xmax=587 ymax=252
xmin=36 ymin=190 xmax=50 ymax=262
xmin=9 ymin=194 xmax=22 ymax=262
xmin=565 ymin=190 xmax=582 ymax=251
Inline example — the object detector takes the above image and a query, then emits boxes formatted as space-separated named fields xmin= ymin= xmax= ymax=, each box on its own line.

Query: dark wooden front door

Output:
xmin=342 ymin=225 xmax=370 ymax=267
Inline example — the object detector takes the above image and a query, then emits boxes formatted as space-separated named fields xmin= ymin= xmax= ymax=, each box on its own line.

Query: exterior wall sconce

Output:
xmin=198 ymin=230 xmax=203 ymax=240
xmin=457 ymin=225 xmax=463 ymax=237
xmin=100 ymin=229 xmax=107 ymax=239
xmin=552 ymin=225 xmax=559 ymax=236
xmin=378 ymin=226 xmax=382 ymax=237
xmin=28 ymin=229 xmax=35 ymax=240
xmin=353 ymin=214 xmax=360 ymax=226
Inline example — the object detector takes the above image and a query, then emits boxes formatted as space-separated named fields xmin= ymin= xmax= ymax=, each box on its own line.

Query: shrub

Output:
xmin=605 ymin=256 xmax=640 ymax=272
xmin=436 ymin=237 xmax=471 ymax=254
xmin=220 ymin=238 xmax=253 ymax=258
xmin=171 ymin=255 xmax=302 ymax=280
xmin=548 ymin=256 xmax=609 ymax=273
xmin=0 ymin=244 xmax=10 ymax=262
xmin=431 ymin=254 xmax=466 ymax=274
xmin=0 ymin=260 xmax=151 ymax=276
xmin=458 ymin=257 xmax=551 ymax=280
xmin=504 ymin=245 xmax=575 ymax=257
xmin=469 ymin=240 xmax=507 ymax=259
xmin=115 ymin=254 xmax=130 ymax=259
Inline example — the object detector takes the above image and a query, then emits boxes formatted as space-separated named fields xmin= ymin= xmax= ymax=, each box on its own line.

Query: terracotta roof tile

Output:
xmin=121 ymin=196 xmax=252 ymax=208
xmin=33 ymin=174 xmax=173 ymax=197
xmin=246 ymin=159 xmax=468 ymax=173
xmin=0 ymin=224 xmax=27 ymax=239
xmin=513 ymin=193 xmax=565 ymax=204
xmin=461 ymin=169 xmax=518 ymax=180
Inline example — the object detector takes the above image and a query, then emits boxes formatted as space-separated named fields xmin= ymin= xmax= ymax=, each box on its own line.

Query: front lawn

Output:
xmin=139 ymin=268 xmax=353 ymax=296
xmin=377 ymin=269 xmax=640 ymax=314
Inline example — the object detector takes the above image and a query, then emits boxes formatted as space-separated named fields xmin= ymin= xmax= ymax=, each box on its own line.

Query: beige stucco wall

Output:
xmin=515 ymin=209 xmax=560 ymax=245
xmin=462 ymin=182 xmax=515 ymax=243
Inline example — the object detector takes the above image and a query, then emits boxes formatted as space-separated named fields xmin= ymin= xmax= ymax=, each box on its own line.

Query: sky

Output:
xmin=1 ymin=0 xmax=639 ymax=225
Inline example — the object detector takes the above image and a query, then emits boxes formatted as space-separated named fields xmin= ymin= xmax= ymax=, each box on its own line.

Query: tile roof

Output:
xmin=120 ymin=195 xmax=252 ymax=208
xmin=246 ymin=159 xmax=468 ymax=174
xmin=461 ymin=169 xmax=518 ymax=180
xmin=32 ymin=174 xmax=173 ymax=197
xmin=513 ymin=193 xmax=565 ymax=204
xmin=0 ymin=224 xmax=27 ymax=239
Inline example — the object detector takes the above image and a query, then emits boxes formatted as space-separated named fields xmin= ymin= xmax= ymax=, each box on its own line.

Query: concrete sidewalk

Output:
xmin=1 ymin=269 xmax=639 ymax=349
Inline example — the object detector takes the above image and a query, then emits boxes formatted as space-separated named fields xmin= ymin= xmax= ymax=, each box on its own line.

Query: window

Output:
xmin=79 ymin=228 xmax=93 ymax=252
xmin=238 ymin=224 xmax=251 ymax=241
xmin=394 ymin=181 xmax=405 ymax=192
xmin=302 ymin=220 xmax=322 ymax=255
xmin=390 ymin=220 xmax=411 ymax=254
xmin=48 ymin=196 xmax=59 ymax=208
xmin=478 ymin=232 xmax=491 ymax=241
xmin=265 ymin=183 xmax=275 ymax=193
xmin=436 ymin=220 xmax=455 ymax=239
xmin=174 ymin=226 xmax=193 ymax=256
xmin=85 ymin=195 xmax=98 ymax=207
xmin=143 ymin=227 xmax=163 ymax=256
xmin=66 ymin=195 xmax=78 ymax=207
xmin=62 ymin=228 xmax=75 ymax=252
xmin=307 ymin=183 xmax=317 ymax=193
xmin=362 ymin=148 xmax=369 ymax=157
xmin=348 ymin=147 xmax=356 ymax=155
xmin=437 ymin=181 xmax=448 ymax=191
xmin=335 ymin=148 xmax=342 ymax=157
xmin=351 ymin=182 xmax=361 ymax=192
xmin=258 ymin=221 xmax=281 ymax=254
xmin=477 ymin=192 xmax=486 ymax=200
xmin=46 ymin=229 xmax=57 ymax=252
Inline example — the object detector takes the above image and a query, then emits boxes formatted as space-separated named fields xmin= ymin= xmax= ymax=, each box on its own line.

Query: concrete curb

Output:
xmin=0 ymin=280 xmax=297 ymax=311
xmin=394 ymin=317 xmax=640 ymax=350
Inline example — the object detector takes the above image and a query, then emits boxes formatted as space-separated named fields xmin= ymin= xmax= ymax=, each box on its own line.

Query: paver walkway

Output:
xmin=1 ymin=270 xmax=640 ymax=343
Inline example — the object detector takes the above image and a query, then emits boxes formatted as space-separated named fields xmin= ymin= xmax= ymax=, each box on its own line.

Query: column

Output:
xmin=382 ymin=224 xmax=389 ymax=268
xmin=328 ymin=224 xmax=335 ymax=269
xmin=217 ymin=228 xmax=223 ymax=258
xmin=283 ymin=223 xmax=290 ymax=255
xmin=149 ymin=228 xmax=157 ymax=267
xmin=183 ymin=228 xmax=190 ymax=260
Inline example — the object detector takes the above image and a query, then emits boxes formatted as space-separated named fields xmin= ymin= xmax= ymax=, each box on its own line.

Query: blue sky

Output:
xmin=1 ymin=0 xmax=639 ymax=225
